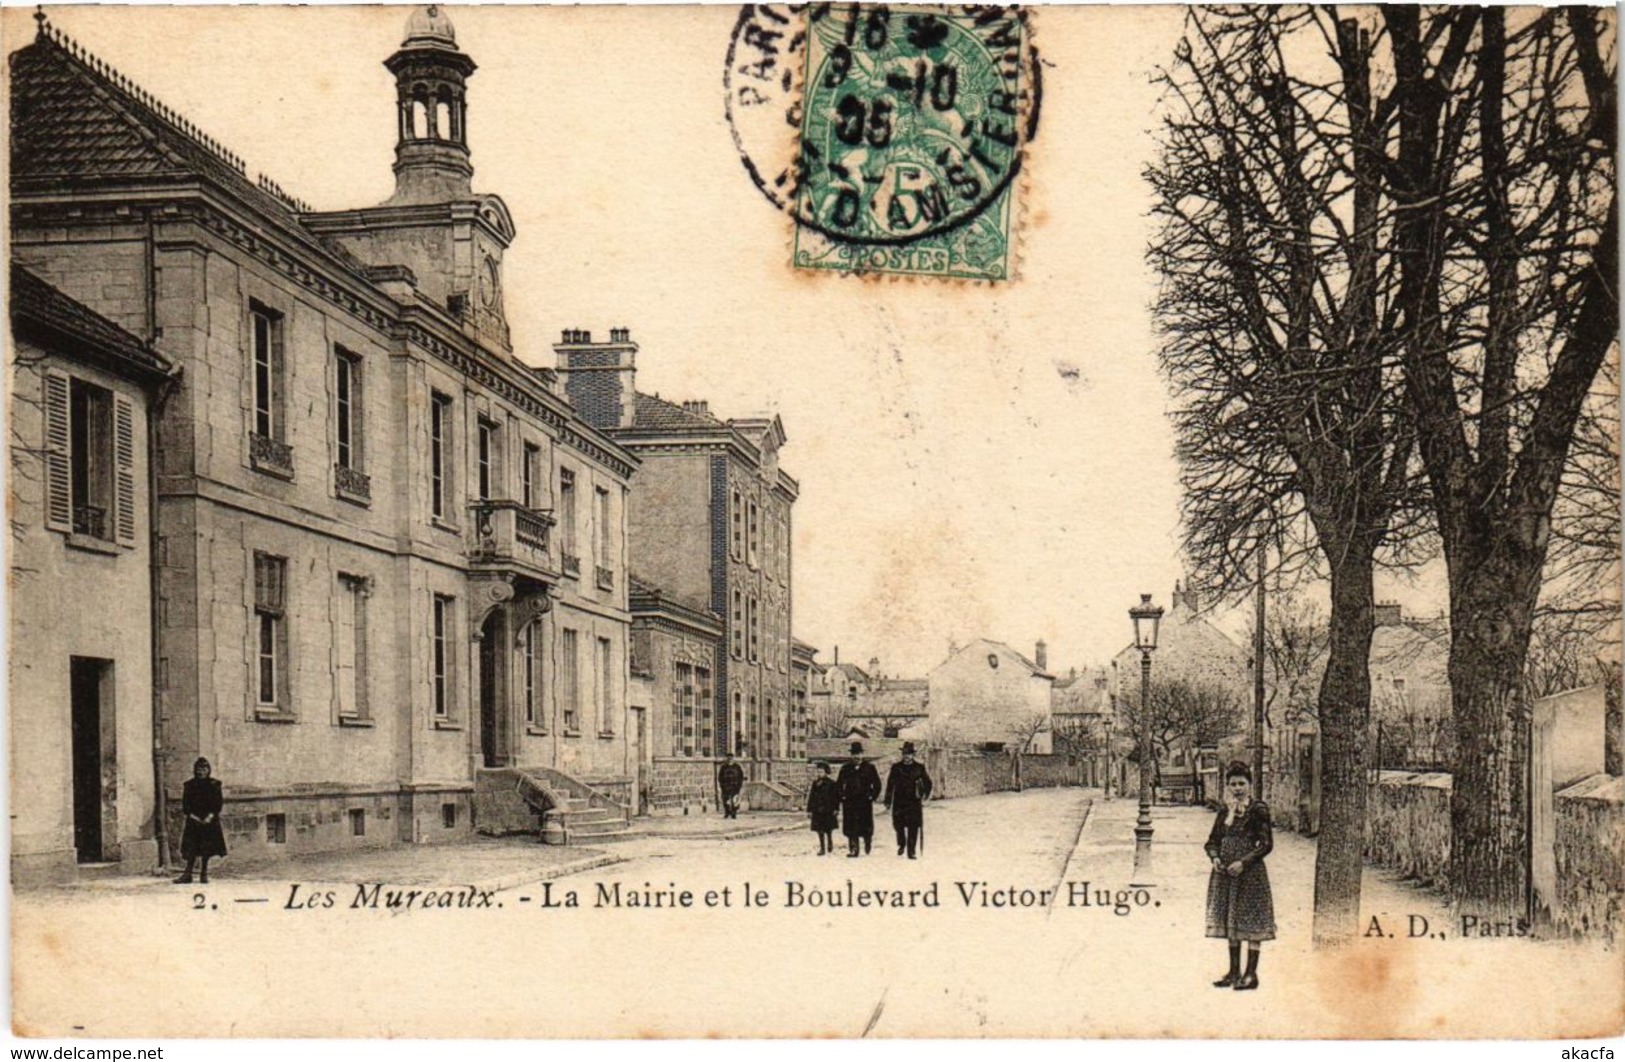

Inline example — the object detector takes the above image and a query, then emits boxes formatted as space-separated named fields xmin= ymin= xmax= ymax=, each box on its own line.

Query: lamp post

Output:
xmin=1130 ymin=593 xmax=1164 ymax=876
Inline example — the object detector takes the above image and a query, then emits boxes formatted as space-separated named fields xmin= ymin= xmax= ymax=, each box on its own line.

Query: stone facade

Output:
xmin=922 ymin=639 xmax=1055 ymax=753
xmin=10 ymin=10 xmax=636 ymax=865
xmin=556 ymin=337 xmax=801 ymax=775
xmin=8 ymin=268 xmax=174 ymax=883
xmin=790 ymin=639 xmax=819 ymax=760
xmin=629 ymin=576 xmax=726 ymax=812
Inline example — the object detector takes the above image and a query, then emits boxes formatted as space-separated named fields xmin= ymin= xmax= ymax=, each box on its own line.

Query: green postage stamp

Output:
xmin=727 ymin=4 xmax=1039 ymax=282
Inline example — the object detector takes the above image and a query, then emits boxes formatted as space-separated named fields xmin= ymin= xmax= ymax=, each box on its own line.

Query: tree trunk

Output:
xmin=1447 ymin=556 xmax=1538 ymax=924
xmin=1312 ymin=545 xmax=1376 ymax=947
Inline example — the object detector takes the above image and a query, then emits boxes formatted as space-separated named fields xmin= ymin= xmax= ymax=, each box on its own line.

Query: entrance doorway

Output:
xmin=70 ymin=657 xmax=114 ymax=863
xmin=478 ymin=611 xmax=504 ymax=768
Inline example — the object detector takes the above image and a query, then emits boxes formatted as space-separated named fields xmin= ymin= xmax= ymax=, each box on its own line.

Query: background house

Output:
xmin=915 ymin=639 xmax=1055 ymax=753
xmin=8 ymin=268 xmax=174 ymax=883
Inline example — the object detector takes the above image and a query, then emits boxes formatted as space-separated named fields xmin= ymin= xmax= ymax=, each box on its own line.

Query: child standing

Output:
xmin=807 ymin=761 xmax=840 ymax=855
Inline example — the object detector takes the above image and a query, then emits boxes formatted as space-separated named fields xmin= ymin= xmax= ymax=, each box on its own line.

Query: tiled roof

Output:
xmin=631 ymin=392 xmax=724 ymax=432
xmin=829 ymin=662 xmax=872 ymax=685
xmin=11 ymin=265 xmax=172 ymax=378
xmin=12 ymin=28 xmax=312 ymax=221
xmin=986 ymin=641 xmax=1054 ymax=678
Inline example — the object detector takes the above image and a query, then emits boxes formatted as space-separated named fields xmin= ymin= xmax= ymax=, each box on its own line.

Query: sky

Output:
xmin=2 ymin=3 xmax=1451 ymax=676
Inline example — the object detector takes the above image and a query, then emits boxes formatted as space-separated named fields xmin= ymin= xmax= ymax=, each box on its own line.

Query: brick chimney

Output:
xmin=553 ymin=327 xmax=637 ymax=431
xmin=1374 ymin=602 xmax=1403 ymax=627
xmin=1173 ymin=580 xmax=1200 ymax=613
xmin=681 ymin=400 xmax=710 ymax=417
xmin=869 ymin=656 xmax=880 ymax=679
xmin=1035 ymin=640 xmax=1048 ymax=672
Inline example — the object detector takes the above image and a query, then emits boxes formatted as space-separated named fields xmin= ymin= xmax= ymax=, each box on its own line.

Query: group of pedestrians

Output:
xmin=806 ymin=741 xmax=933 ymax=858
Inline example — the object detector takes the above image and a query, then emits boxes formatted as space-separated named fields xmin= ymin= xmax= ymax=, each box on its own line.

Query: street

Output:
xmin=12 ymin=788 xmax=1619 ymax=1038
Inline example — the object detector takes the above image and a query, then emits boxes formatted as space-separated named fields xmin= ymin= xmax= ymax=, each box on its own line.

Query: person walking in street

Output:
xmin=1205 ymin=761 xmax=1276 ymax=990
xmin=883 ymin=741 xmax=933 ymax=859
xmin=174 ymin=757 xmax=227 ymax=884
xmin=836 ymin=741 xmax=882 ymax=857
xmin=717 ymin=751 xmax=745 ymax=819
xmin=807 ymin=761 xmax=840 ymax=855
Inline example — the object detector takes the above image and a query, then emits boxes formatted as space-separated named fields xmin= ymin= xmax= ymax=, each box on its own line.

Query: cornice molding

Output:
xmin=15 ymin=191 xmax=637 ymax=481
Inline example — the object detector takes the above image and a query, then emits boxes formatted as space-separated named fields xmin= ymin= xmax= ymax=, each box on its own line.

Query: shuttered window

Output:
xmin=42 ymin=370 xmax=72 ymax=533
xmin=44 ymin=372 xmax=135 ymax=547
xmin=113 ymin=395 xmax=135 ymax=545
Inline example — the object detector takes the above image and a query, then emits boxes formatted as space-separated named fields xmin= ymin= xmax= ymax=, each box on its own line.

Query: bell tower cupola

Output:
xmin=386 ymin=5 xmax=477 ymax=204
xmin=304 ymin=4 xmax=517 ymax=355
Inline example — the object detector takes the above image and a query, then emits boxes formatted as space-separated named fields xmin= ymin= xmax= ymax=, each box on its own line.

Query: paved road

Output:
xmin=12 ymin=788 xmax=1617 ymax=1039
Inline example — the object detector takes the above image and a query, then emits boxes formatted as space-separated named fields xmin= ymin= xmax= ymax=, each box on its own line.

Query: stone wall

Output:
xmin=1269 ymin=764 xmax=1313 ymax=834
xmin=178 ymin=786 xmax=475 ymax=866
xmin=649 ymin=757 xmax=719 ymax=814
xmin=1363 ymin=770 xmax=1625 ymax=945
xmin=1362 ymin=770 xmax=1452 ymax=888
xmin=1552 ymin=774 xmax=1625 ymax=945
xmin=1018 ymin=754 xmax=1083 ymax=789
xmin=920 ymin=748 xmax=1018 ymax=799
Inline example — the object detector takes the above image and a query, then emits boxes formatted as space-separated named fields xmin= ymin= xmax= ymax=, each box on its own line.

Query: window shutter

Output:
xmin=42 ymin=370 xmax=72 ymax=533
xmin=114 ymin=394 xmax=137 ymax=546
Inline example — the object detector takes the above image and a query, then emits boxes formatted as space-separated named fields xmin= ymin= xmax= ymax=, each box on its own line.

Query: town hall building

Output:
xmin=10 ymin=7 xmax=640 ymax=873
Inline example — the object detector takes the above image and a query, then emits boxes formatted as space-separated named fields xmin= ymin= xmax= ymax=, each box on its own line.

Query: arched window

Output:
xmin=435 ymin=99 xmax=452 ymax=141
xmin=411 ymin=98 xmax=429 ymax=140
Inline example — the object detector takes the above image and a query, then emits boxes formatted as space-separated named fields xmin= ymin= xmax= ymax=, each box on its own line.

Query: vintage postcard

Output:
xmin=6 ymin=1 xmax=1622 ymax=1046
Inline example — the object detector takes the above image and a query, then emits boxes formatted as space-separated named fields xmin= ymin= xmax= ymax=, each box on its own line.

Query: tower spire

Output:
xmin=385 ymin=5 xmax=477 ymax=205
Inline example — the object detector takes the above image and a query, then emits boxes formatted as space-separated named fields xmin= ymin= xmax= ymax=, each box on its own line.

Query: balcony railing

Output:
xmin=595 ymin=565 xmax=615 ymax=591
xmin=468 ymin=500 xmax=556 ymax=576
xmin=250 ymin=432 xmax=294 ymax=477
xmin=334 ymin=464 xmax=372 ymax=503
xmin=72 ymin=504 xmax=108 ymax=540
xmin=515 ymin=507 xmax=550 ymax=550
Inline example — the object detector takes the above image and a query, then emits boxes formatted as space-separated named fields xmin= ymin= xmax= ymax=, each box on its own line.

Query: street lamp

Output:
xmin=1129 ymin=593 xmax=1164 ymax=875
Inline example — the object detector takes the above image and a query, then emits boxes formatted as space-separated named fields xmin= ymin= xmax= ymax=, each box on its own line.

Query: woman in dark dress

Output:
xmin=807 ymin=761 xmax=840 ymax=855
xmin=175 ymin=757 xmax=227 ymax=884
xmin=1204 ymin=761 xmax=1275 ymax=990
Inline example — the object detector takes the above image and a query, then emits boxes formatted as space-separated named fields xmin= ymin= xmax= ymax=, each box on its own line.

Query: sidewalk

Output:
xmin=42 ymin=810 xmax=807 ymax=897
xmin=1060 ymin=789 xmax=1458 ymax=936
xmin=1041 ymin=790 xmax=1623 ymax=1038
xmin=635 ymin=809 xmax=803 ymax=840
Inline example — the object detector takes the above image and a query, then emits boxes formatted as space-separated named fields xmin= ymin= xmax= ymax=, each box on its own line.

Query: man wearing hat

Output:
xmin=835 ymin=741 xmax=882 ymax=857
xmin=884 ymin=742 xmax=933 ymax=859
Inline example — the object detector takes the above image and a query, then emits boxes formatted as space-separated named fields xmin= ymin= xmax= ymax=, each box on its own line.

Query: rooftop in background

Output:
xmin=10 ymin=265 xmax=173 ymax=380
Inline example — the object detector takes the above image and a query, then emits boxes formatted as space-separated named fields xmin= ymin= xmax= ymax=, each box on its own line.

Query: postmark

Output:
xmin=726 ymin=4 xmax=1040 ymax=282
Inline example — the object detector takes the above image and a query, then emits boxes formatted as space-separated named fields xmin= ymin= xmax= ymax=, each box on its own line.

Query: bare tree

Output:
xmin=1150 ymin=8 xmax=1425 ymax=945
xmin=1006 ymin=710 xmax=1052 ymax=791
xmin=851 ymin=712 xmax=928 ymax=739
xmin=1154 ymin=3 xmax=1618 ymax=938
xmin=1247 ymin=592 xmax=1330 ymax=727
xmin=1383 ymin=6 xmax=1618 ymax=919
xmin=1117 ymin=677 xmax=1243 ymax=788
xmin=1052 ymin=715 xmax=1108 ymax=756
xmin=1539 ymin=351 xmax=1621 ymax=646
xmin=805 ymin=694 xmax=848 ymax=740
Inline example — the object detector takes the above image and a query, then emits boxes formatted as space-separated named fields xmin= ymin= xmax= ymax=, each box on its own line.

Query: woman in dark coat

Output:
xmin=175 ymin=757 xmax=227 ymax=884
xmin=807 ymin=762 xmax=840 ymax=855
xmin=835 ymin=742 xmax=882 ymax=857
xmin=1204 ymin=761 xmax=1275 ymax=990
